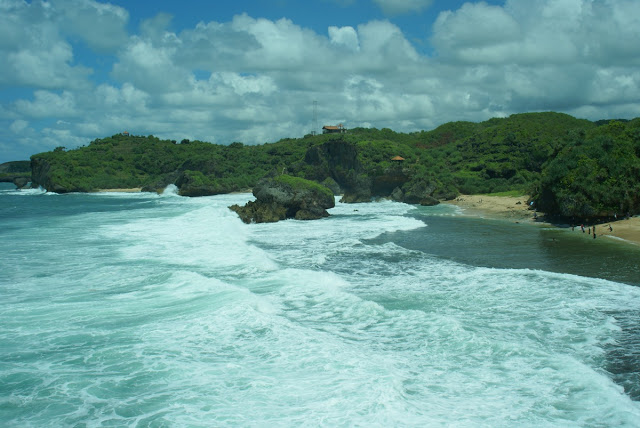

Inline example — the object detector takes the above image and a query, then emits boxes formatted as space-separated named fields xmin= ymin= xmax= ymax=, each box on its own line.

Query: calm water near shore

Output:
xmin=376 ymin=205 xmax=640 ymax=287
xmin=1 ymin=183 xmax=639 ymax=426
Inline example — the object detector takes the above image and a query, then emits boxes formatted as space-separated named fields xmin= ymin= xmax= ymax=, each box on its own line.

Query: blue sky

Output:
xmin=1 ymin=0 xmax=640 ymax=162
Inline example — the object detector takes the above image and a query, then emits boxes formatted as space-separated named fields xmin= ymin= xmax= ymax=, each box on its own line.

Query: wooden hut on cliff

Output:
xmin=322 ymin=124 xmax=346 ymax=134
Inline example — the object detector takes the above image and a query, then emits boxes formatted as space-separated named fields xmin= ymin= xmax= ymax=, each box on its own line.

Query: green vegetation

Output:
xmin=31 ymin=133 xmax=311 ymax=192
xmin=274 ymin=174 xmax=334 ymax=200
xmin=29 ymin=112 xmax=640 ymax=220
xmin=534 ymin=119 xmax=640 ymax=218
xmin=485 ymin=190 xmax=528 ymax=198
xmin=0 ymin=161 xmax=31 ymax=182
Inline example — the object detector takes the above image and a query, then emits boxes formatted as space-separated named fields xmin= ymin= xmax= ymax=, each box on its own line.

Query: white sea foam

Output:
xmin=2 ymin=192 xmax=640 ymax=426
xmin=161 ymin=183 xmax=179 ymax=196
xmin=0 ymin=186 xmax=47 ymax=196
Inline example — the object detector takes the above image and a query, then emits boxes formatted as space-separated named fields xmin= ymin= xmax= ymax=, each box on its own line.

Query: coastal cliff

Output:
xmin=301 ymin=139 xmax=443 ymax=204
xmin=26 ymin=113 xmax=640 ymax=220
xmin=30 ymin=157 xmax=89 ymax=193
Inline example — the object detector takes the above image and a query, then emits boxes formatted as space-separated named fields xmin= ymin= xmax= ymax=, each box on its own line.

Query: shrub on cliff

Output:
xmin=533 ymin=119 xmax=640 ymax=218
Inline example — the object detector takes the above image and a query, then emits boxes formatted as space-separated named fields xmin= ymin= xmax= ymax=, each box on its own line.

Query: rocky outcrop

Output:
xmin=320 ymin=177 xmax=342 ymax=195
xmin=229 ymin=200 xmax=287 ymax=223
xmin=401 ymin=180 xmax=438 ymax=205
xmin=13 ymin=177 xmax=29 ymax=189
xmin=389 ymin=180 xmax=442 ymax=206
xmin=371 ymin=166 xmax=411 ymax=196
xmin=229 ymin=175 xmax=335 ymax=223
xmin=339 ymin=174 xmax=372 ymax=203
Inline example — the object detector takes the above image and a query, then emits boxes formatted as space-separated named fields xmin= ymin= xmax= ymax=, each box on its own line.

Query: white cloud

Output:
xmin=373 ymin=0 xmax=434 ymax=15
xmin=0 ymin=0 xmax=129 ymax=90
xmin=432 ymin=0 xmax=640 ymax=66
xmin=53 ymin=0 xmax=129 ymax=53
xmin=212 ymin=72 xmax=277 ymax=96
xmin=14 ymin=91 xmax=78 ymax=118
xmin=231 ymin=14 xmax=328 ymax=70
xmin=112 ymin=36 xmax=190 ymax=93
xmin=329 ymin=26 xmax=360 ymax=52
xmin=357 ymin=20 xmax=420 ymax=63
xmin=432 ymin=2 xmax=521 ymax=56
xmin=429 ymin=0 xmax=640 ymax=116
xmin=10 ymin=119 xmax=29 ymax=134
xmin=0 ymin=1 xmax=92 ymax=89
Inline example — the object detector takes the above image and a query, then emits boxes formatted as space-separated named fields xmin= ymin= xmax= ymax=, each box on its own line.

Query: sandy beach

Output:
xmin=444 ymin=194 xmax=640 ymax=246
xmin=96 ymin=188 xmax=142 ymax=193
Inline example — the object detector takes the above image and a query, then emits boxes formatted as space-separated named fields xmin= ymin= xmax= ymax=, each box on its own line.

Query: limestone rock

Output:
xmin=419 ymin=195 xmax=440 ymax=206
xmin=390 ymin=187 xmax=404 ymax=201
xmin=401 ymin=180 xmax=434 ymax=204
xmin=229 ymin=201 xmax=287 ymax=223
xmin=229 ymin=175 xmax=334 ymax=223
xmin=13 ymin=177 xmax=29 ymax=189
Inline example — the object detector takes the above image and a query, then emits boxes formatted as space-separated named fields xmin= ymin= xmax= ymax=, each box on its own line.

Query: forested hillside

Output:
xmin=29 ymin=112 xmax=640 ymax=219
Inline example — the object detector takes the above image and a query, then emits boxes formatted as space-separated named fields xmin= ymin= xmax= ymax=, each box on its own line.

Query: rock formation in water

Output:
xmin=229 ymin=175 xmax=335 ymax=223
xmin=13 ymin=176 xmax=29 ymax=189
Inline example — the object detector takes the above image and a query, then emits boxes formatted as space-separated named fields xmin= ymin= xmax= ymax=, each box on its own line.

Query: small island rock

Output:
xmin=229 ymin=175 xmax=335 ymax=223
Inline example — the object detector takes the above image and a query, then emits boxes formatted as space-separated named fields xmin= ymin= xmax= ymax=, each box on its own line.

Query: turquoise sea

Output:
xmin=1 ymin=182 xmax=640 ymax=427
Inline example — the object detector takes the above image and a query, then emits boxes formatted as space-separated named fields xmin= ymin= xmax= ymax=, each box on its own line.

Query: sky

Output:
xmin=1 ymin=0 xmax=640 ymax=162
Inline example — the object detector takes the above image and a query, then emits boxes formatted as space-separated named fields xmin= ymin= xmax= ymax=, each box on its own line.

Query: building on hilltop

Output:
xmin=322 ymin=124 xmax=346 ymax=134
xmin=391 ymin=156 xmax=405 ymax=162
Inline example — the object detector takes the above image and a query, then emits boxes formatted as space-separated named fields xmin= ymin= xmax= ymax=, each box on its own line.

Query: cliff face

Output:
xmin=304 ymin=140 xmax=360 ymax=190
xmin=30 ymin=158 xmax=52 ymax=190
xmin=30 ymin=157 xmax=79 ymax=193
xmin=371 ymin=166 xmax=411 ymax=195
xmin=303 ymin=140 xmax=414 ymax=203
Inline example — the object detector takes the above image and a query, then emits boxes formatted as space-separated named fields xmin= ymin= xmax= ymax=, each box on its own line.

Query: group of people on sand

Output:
xmin=573 ymin=223 xmax=614 ymax=239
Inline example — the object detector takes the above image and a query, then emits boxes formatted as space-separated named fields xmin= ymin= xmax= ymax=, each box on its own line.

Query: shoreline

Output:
xmin=443 ymin=194 xmax=640 ymax=247
xmin=96 ymin=188 xmax=142 ymax=193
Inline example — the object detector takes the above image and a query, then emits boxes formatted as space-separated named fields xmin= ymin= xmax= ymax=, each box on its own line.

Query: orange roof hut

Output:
xmin=322 ymin=124 xmax=346 ymax=134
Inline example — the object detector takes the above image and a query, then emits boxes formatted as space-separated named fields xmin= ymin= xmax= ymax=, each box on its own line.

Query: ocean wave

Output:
xmin=2 ymin=191 xmax=640 ymax=426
